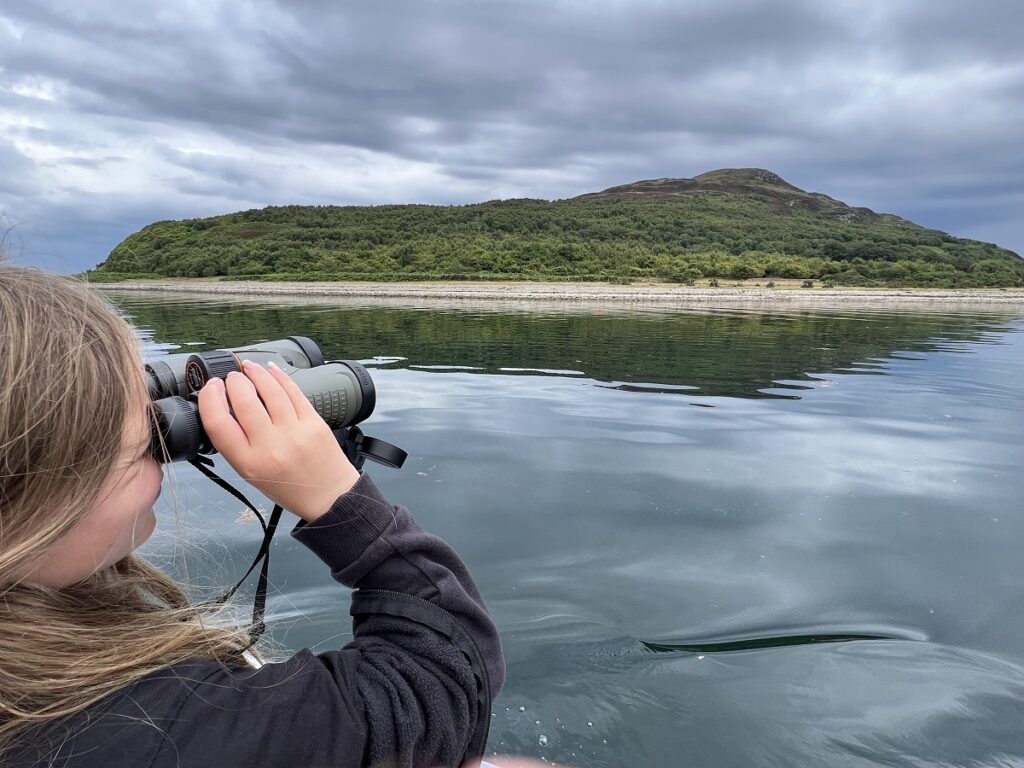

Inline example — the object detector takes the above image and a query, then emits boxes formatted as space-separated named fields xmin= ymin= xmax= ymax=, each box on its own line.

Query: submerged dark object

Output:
xmin=642 ymin=626 xmax=927 ymax=654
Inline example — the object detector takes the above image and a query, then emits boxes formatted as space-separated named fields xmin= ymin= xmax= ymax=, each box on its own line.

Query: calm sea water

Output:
xmin=110 ymin=292 xmax=1024 ymax=768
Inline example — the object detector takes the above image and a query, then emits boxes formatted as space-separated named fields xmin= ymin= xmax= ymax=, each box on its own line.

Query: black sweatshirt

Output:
xmin=7 ymin=473 xmax=505 ymax=768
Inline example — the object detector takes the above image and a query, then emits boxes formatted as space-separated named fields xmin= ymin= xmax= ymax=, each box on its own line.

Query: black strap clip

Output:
xmin=336 ymin=425 xmax=408 ymax=471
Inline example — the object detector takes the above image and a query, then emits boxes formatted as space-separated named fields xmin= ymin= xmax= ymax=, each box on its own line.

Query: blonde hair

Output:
xmin=0 ymin=265 xmax=252 ymax=754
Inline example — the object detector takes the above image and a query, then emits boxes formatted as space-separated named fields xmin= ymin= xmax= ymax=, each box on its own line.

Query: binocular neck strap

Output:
xmin=188 ymin=456 xmax=282 ymax=647
xmin=183 ymin=428 xmax=403 ymax=649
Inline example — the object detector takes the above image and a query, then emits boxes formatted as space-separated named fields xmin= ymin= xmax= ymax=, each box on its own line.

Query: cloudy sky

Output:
xmin=1 ymin=0 xmax=1021 ymax=273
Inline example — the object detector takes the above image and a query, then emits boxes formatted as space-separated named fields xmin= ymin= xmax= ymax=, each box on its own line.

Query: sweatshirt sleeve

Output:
xmin=292 ymin=471 xmax=506 ymax=764
xmin=152 ymin=472 xmax=505 ymax=768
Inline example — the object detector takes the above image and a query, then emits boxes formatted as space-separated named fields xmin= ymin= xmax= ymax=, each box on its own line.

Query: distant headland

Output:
xmin=89 ymin=169 xmax=1023 ymax=289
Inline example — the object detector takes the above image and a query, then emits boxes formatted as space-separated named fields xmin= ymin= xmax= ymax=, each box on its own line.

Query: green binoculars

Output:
xmin=146 ymin=336 xmax=375 ymax=463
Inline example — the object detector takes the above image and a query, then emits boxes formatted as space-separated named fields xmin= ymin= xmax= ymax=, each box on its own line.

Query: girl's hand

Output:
xmin=197 ymin=360 xmax=360 ymax=522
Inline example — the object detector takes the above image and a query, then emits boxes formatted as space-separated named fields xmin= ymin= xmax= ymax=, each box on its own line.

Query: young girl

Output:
xmin=0 ymin=265 xmax=504 ymax=767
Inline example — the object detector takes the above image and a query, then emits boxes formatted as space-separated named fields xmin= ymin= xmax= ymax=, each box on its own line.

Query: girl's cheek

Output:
xmin=148 ymin=463 xmax=164 ymax=498
xmin=133 ymin=460 xmax=162 ymax=507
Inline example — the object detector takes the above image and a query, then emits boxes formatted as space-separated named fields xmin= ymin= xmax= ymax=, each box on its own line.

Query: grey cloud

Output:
xmin=42 ymin=155 xmax=129 ymax=169
xmin=4 ymin=2 xmax=1019 ymax=168
xmin=154 ymin=144 xmax=286 ymax=191
xmin=881 ymin=0 xmax=1024 ymax=67
xmin=0 ymin=1 xmax=878 ymax=159
xmin=0 ymin=139 xmax=39 ymax=196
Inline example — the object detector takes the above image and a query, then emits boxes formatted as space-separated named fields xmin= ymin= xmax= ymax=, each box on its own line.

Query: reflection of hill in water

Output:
xmin=112 ymin=296 xmax=1020 ymax=400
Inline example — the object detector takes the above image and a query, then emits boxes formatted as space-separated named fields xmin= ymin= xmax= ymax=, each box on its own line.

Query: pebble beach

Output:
xmin=101 ymin=280 xmax=1024 ymax=308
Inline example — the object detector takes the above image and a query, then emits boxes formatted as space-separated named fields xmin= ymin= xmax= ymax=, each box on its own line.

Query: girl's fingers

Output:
xmin=197 ymin=377 xmax=251 ymax=452
xmin=240 ymin=360 xmax=297 ymax=424
xmin=223 ymin=369 xmax=273 ymax=443
xmin=267 ymin=361 xmax=317 ymax=419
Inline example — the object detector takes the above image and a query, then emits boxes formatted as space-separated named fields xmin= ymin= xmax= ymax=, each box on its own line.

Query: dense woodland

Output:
xmin=92 ymin=171 xmax=1024 ymax=288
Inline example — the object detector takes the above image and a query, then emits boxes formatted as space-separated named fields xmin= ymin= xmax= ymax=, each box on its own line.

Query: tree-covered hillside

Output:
xmin=93 ymin=169 xmax=1024 ymax=287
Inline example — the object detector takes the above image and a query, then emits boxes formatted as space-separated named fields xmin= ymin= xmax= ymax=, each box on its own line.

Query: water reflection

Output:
xmin=108 ymin=291 xmax=1019 ymax=399
xmin=116 ymin=292 xmax=1024 ymax=767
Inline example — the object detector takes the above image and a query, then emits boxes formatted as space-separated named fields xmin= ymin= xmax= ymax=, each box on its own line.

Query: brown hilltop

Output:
xmin=575 ymin=168 xmax=909 ymax=226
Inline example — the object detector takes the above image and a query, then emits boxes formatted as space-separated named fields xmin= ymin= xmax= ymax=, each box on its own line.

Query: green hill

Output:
xmin=93 ymin=168 xmax=1023 ymax=287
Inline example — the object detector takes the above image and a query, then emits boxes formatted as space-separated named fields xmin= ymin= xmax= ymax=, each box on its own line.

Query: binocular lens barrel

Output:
xmin=147 ymin=337 xmax=375 ymax=463
xmin=146 ymin=336 xmax=325 ymax=399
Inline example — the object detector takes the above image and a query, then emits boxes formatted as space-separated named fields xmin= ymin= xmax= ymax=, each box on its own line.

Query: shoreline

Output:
xmin=97 ymin=280 xmax=1024 ymax=307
